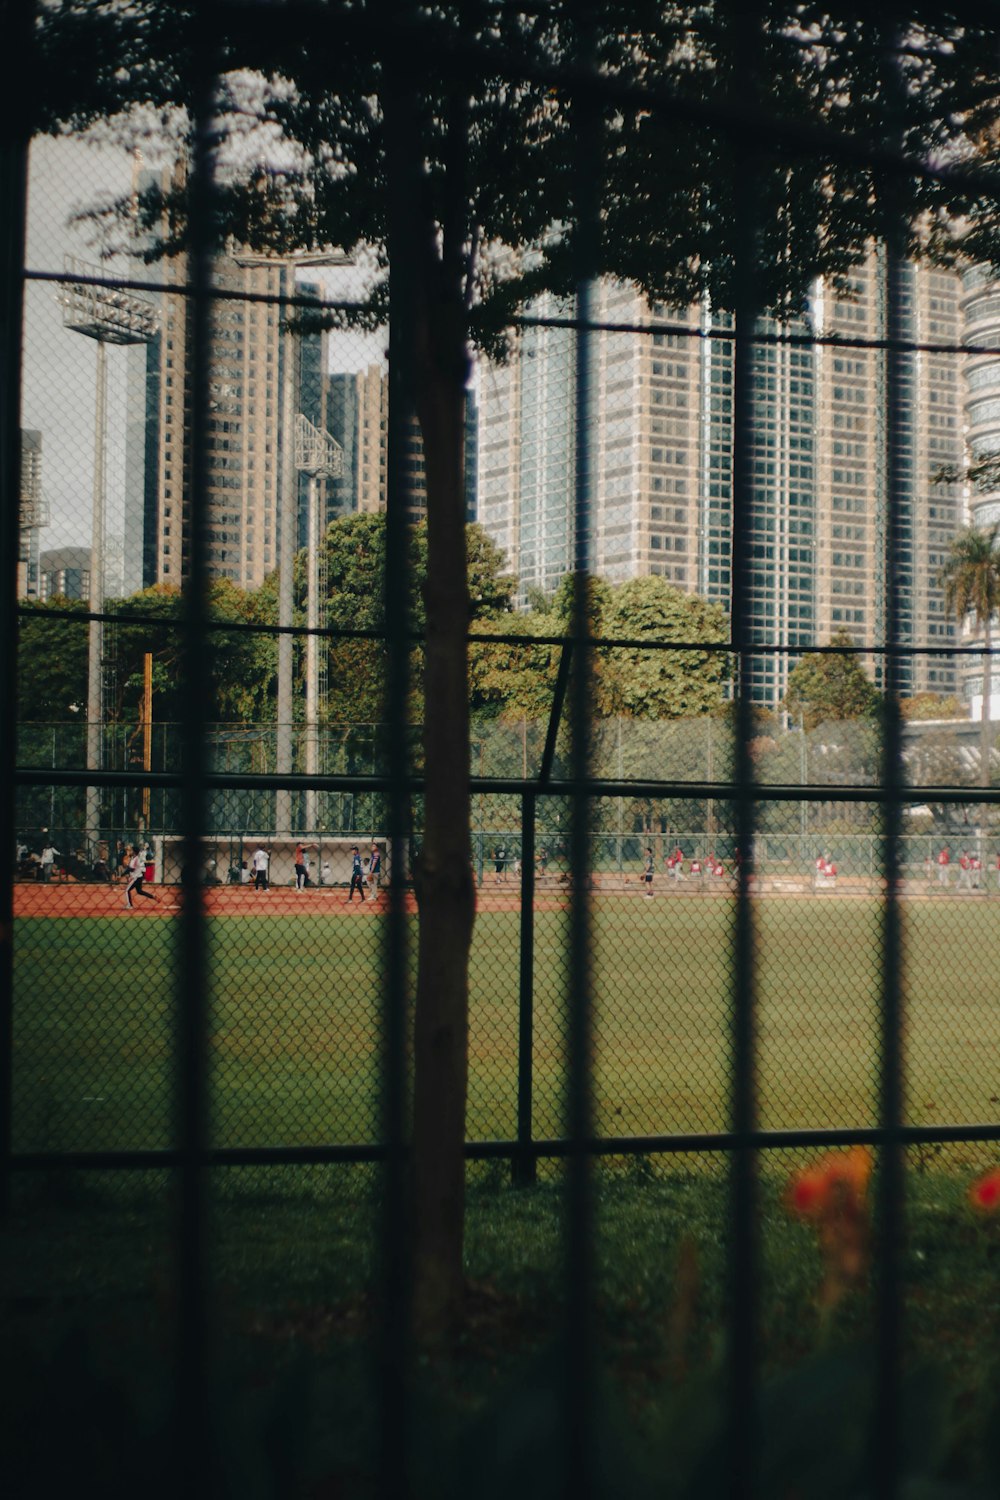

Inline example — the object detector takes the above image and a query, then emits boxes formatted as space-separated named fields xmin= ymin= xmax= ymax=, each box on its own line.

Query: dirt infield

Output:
xmin=14 ymin=873 xmax=986 ymax=918
xmin=11 ymin=881 xmax=572 ymax=918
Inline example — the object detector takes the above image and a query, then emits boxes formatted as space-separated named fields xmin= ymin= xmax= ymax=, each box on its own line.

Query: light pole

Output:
xmin=59 ymin=257 xmax=157 ymax=850
xmin=233 ymin=250 xmax=350 ymax=837
xmin=295 ymin=414 xmax=343 ymax=832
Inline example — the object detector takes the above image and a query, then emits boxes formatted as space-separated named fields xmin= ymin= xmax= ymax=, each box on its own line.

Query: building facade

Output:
xmin=477 ymin=255 xmax=965 ymax=710
xmin=325 ymin=363 xmax=477 ymax=522
xmin=956 ymin=265 xmax=1000 ymax=721
xmin=128 ymin=186 xmax=332 ymax=592
xmin=18 ymin=428 xmax=46 ymax=600
xmin=39 ymin=545 xmax=90 ymax=602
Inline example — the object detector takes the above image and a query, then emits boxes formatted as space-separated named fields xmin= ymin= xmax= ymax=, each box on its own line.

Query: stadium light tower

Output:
xmin=233 ymin=249 xmax=351 ymax=837
xmin=295 ymin=414 xmax=344 ymax=832
xmin=59 ymin=257 xmax=158 ymax=848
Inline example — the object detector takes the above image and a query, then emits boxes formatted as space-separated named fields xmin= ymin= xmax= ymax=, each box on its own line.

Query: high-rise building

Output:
xmin=18 ymin=428 xmax=47 ymax=600
xmin=324 ymin=363 xmax=477 ymax=521
xmin=955 ymin=265 xmax=1000 ymax=721
xmin=39 ymin=545 xmax=90 ymax=601
xmin=477 ymin=255 xmax=965 ymax=710
xmin=136 ymin=252 xmax=329 ymax=590
xmin=126 ymin=168 xmax=332 ymax=593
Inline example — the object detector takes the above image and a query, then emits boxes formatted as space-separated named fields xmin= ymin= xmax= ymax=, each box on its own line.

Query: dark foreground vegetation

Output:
xmin=4 ymin=1163 xmax=1000 ymax=1498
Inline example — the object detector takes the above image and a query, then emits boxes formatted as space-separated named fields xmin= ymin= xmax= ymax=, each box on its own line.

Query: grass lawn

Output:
xmin=8 ymin=893 xmax=1000 ymax=1494
xmin=12 ymin=895 xmax=1000 ymax=1161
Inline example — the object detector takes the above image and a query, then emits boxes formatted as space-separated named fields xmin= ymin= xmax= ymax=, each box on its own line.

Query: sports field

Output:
xmin=11 ymin=891 xmax=1000 ymax=1162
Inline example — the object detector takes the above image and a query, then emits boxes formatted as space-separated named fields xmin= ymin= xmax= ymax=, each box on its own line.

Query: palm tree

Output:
xmin=937 ymin=523 xmax=1000 ymax=825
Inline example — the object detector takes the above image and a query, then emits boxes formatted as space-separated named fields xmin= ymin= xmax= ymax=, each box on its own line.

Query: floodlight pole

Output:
xmin=304 ymin=469 xmax=320 ymax=832
xmin=294 ymin=414 xmax=343 ymax=834
xmin=275 ymin=284 xmax=296 ymax=838
xmin=234 ymin=250 xmax=351 ymax=838
xmin=85 ymin=337 xmax=108 ymax=843
xmin=59 ymin=259 xmax=157 ymax=854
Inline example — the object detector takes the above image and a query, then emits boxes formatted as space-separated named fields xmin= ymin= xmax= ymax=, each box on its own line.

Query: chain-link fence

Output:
xmin=8 ymin=2 xmax=1000 ymax=1496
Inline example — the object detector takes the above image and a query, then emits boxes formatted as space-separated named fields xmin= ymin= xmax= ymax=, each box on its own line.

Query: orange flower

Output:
xmin=786 ymin=1148 xmax=874 ymax=1310
xmin=969 ymin=1167 xmax=1000 ymax=1213
xmin=786 ymin=1147 xmax=873 ymax=1221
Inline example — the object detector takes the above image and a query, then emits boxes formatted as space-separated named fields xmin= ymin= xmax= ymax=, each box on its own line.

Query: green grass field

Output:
xmin=12 ymin=895 xmax=1000 ymax=1160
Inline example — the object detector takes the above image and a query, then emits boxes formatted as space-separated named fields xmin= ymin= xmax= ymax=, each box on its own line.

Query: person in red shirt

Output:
xmin=937 ymin=846 xmax=950 ymax=888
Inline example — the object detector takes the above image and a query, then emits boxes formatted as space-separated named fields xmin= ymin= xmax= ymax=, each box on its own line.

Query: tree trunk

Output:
xmin=382 ymin=12 xmax=476 ymax=1345
xmin=410 ymin=299 xmax=476 ymax=1340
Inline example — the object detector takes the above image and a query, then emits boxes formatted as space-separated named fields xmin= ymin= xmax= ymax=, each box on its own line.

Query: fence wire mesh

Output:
xmin=9 ymin=3 xmax=1000 ymax=1497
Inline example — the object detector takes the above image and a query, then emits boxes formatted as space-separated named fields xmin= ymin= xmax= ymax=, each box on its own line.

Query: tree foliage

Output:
xmin=302 ymin=513 xmax=514 ymax=724
xmin=596 ymin=576 xmax=730 ymax=719
xmin=17 ymin=597 xmax=89 ymax=723
xmin=783 ymin=630 xmax=881 ymax=732
xmin=899 ymin=693 xmax=964 ymax=722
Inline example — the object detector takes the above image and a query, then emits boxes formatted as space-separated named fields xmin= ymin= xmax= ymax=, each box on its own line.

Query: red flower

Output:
xmin=969 ymin=1168 xmax=1000 ymax=1213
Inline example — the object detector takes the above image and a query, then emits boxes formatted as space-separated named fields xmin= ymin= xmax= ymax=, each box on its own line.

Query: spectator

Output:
xmin=39 ymin=840 xmax=60 ymax=883
xmin=367 ymin=843 xmax=382 ymax=898
xmin=347 ymin=846 xmax=366 ymax=902
xmin=251 ymin=844 xmax=270 ymax=891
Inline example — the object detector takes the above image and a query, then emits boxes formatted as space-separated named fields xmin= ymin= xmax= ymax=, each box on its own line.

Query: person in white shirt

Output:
xmin=124 ymin=845 xmax=157 ymax=909
xmin=251 ymin=845 xmax=270 ymax=891
xmin=39 ymin=842 xmax=60 ymax=882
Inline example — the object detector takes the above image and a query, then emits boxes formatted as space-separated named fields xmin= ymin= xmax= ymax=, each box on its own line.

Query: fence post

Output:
xmin=514 ymin=790 xmax=536 ymax=1186
xmin=0 ymin=14 xmax=30 ymax=1220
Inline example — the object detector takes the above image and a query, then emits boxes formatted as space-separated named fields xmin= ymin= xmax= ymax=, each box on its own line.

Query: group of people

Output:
xmin=241 ymin=841 xmax=382 ymax=898
xmin=934 ymin=845 xmax=997 ymax=891
xmin=642 ymin=846 xmax=728 ymax=896
xmin=347 ymin=844 xmax=381 ymax=901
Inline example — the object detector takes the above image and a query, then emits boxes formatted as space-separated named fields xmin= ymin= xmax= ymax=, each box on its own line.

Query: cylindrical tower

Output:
xmin=959 ymin=266 xmax=1000 ymax=721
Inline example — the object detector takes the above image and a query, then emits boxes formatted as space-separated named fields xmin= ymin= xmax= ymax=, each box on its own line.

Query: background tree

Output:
xmin=17 ymin=598 xmax=88 ymax=724
xmin=899 ymin=692 xmax=965 ymax=721
xmin=783 ymin=630 xmax=881 ymax=733
xmin=311 ymin=514 xmax=514 ymax=727
xmin=937 ymin=524 xmax=1000 ymax=824
xmin=595 ymin=577 xmax=729 ymax=720
xmin=107 ymin=581 xmax=278 ymax=731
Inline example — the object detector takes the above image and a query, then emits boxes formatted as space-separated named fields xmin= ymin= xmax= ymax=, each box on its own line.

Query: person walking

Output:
xmin=642 ymin=846 xmax=654 ymax=898
xmin=347 ymin=845 xmax=366 ymax=902
xmin=937 ymin=845 xmax=951 ymax=888
xmin=367 ymin=843 xmax=382 ymax=899
xmin=251 ymin=844 xmax=270 ymax=891
xmin=123 ymin=845 xmax=157 ymax=909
